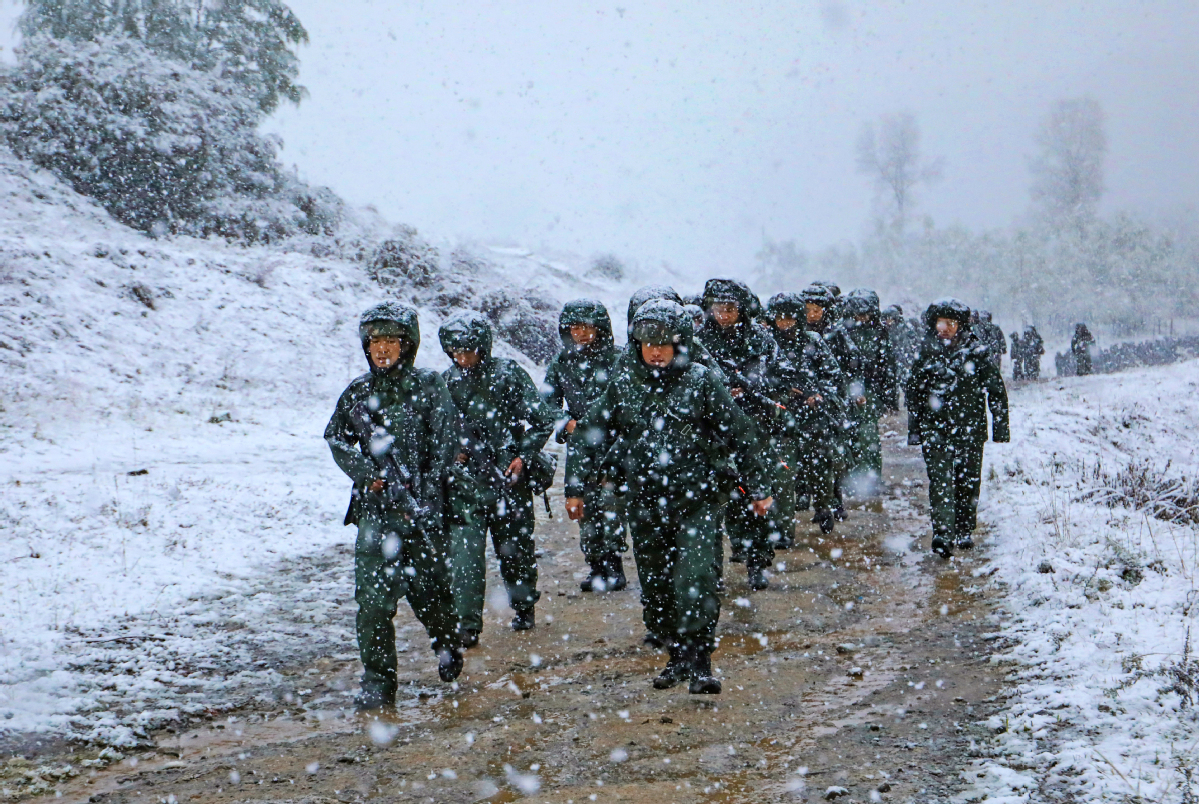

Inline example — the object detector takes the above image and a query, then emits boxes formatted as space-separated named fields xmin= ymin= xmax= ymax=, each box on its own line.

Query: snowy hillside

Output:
xmin=0 ymin=145 xmax=630 ymax=741
xmin=966 ymin=362 xmax=1199 ymax=802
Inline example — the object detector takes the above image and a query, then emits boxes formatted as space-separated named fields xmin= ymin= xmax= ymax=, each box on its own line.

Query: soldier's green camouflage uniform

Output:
xmin=802 ymin=284 xmax=859 ymax=519
xmin=439 ymin=312 xmax=556 ymax=635
xmin=698 ymin=278 xmax=785 ymax=587
xmin=766 ymin=292 xmax=844 ymax=533
xmin=906 ymin=299 xmax=1010 ymax=557
xmin=325 ymin=302 xmax=463 ymax=706
xmin=566 ymin=299 xmax=772 ymax=692
xmin=542 ymin=299 xmax=626 ymax=588
xmin=842 ymin=289 xmax=899 ymax=487
xmin=882 ymin=305 xmax=919 ymax=388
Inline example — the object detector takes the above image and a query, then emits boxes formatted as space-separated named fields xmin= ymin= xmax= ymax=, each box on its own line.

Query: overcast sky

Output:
xmin=3 ymin=1 xmax=1198 ymax=270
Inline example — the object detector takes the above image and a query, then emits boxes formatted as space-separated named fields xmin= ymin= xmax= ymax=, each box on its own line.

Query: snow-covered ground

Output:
xmin=964 ymin=363 xmax=1199 ymax=802
xmin=0 ymin=146 xmax=630 ymax=744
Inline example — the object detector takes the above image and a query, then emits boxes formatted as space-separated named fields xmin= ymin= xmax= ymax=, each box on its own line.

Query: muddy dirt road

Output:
xmin=12 ymin=419 xmax=1012 ymax=803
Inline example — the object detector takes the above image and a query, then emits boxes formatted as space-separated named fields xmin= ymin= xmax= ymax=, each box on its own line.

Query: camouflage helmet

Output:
xmin=702 ymin=278 xmax=761 ymax=319
xmin=844 ymin=288 xmax=881 ymax=318
xmin=766 ymin=292 xmax=805 ymax=318
xmin=811 ymin=280 xmax=841 ymax=298
xmin=682 ymin=303 xmax=705 ymax=328
xmin=800 ymin=284 xmax=836 ymax=308
xmin=629 ymin=298 xmax=694 ymax=352
xmin=626 ymin=285 xmax=682 ymax=329
xmin=881 ymin=304 xmax=904 ymax=320
xmin=359 ymin=301 xmax=421 ymax=368
xmin=439 ymin=310 xmax=494 ymax=358
xmin=922 ymin=298 xmax=972 ymax=334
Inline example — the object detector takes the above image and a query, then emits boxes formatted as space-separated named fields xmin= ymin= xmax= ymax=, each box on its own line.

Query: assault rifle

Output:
xmin=458 ymin=418 xmax=518 ymax=493
xmin=717 ymin=359 xmax=786 ymax=418
xmin=348 ymin=401 xmax=432 ymax=524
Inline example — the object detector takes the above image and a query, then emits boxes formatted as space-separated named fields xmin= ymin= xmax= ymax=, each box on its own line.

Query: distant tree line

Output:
xmin=759 ymin=98 xmax=1199 ymax=337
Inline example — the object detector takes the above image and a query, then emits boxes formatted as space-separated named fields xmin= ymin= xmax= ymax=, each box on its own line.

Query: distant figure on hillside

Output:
xmin=1071 ymin=323 xmax=1095 ymax=376
xmin=1010 ymin=331 xmax=1025 ymax=380
xmin=1022 ymin=325 xmax=1045 ymax=379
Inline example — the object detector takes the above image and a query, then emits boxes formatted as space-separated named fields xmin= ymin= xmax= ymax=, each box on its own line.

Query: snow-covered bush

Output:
xmin=369 ymin=228 xmax=441 ymax=288
xmin=0 ymin=35 xmax=340 ymax=241
xmin=19 ymin=0 xmax=308 ymax=114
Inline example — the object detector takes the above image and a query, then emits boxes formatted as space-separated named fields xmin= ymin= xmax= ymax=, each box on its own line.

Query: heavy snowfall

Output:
xmin=1 ymin=2 xmax=1198 ymax=803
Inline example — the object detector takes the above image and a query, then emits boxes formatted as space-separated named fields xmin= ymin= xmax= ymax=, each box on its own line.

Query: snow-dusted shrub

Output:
xmin=587 ymin=253 xmax=625 ymax=281
xmin=479 ymin=288 xmax=559 ymax=364
xmin=369 ymin=229 xmax=440 ymax=288
xmin=0 ymin=35 xmax=340 ymax=241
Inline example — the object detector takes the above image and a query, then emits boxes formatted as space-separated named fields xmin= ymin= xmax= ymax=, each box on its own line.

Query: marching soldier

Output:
xmin=906 ymin=299 xmax=1009 ymax=558
xmin=440 ymin=312 xmax=557 ymax=645
xmin=542 ymin=299 xmax=627 ymax=592
xmin=325 ymin=302 xmax=464 ymax=710
xmin=698 ymin=278 xmax=786 ymax=590
xmin=766 ymin=292 xmax=844 ymax=535
xmin=842 ymin=289 xmax=899 ymax=491
xmin=565 ymin=299 xmax=773 ymax=694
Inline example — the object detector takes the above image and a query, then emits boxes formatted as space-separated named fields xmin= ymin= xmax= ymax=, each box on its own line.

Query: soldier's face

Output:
xmin=935 ymin=318 xmax=960 ymax=340
xmin=775 ymin=315 xmax=798 ymax=331
xmin=369 ymin=337 xmax=403 ymax=369
xmin=569 ymin=323 xmax=598 ymax=346
xmin=640 ymin=342 xmax=675 ymax=368
xmin=453 ymin=349 xmax=482 ymax=369
xmin=711 ymin=302 xmax=740 ymax=328
xmin=805 ymin=303 xmax=824 ymax=325
xmin=854 ymin=314 xmax=871 ymax=324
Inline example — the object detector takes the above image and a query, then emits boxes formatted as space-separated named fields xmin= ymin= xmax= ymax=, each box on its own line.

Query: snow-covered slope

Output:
xmin=964 ymin=364 xmax=1199 ymax=802
xmin=0 ymin=146 xmax=633 ymax=741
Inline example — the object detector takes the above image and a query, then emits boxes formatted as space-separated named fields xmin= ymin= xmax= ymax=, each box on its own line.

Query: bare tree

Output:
xmin=1029 ymin=97 xmax=1106 ymax=225
xmin=856 ymin=111 xmax=943 ymax=234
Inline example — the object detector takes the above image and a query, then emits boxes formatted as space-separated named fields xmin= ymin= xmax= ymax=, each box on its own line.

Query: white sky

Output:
xmin=3 ymin=1 xmax=1198 ymax=270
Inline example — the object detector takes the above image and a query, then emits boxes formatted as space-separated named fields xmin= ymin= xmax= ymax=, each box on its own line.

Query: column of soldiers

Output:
xmin=325 ymin=283 xmax=1010 ymax=708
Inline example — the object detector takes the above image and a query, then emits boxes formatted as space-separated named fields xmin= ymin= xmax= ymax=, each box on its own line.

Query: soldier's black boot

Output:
xmin=580 ymin=560 xmax=606 ymax=592
xmin=795 ymin=493 xmax=811 ymax=513
xmin=511 ymin=609 xmax=535 ymax=631
xmin=931 ymin=534 xmax=954 ymax=558
xmin=459 ymin=625 xmax=480 ymax=649
xmin=833 ymin=483 xmax=848 ymax=521
xmin=354 ymin=684 xmax=396 ymax=712
xmin=643 ymin=631 xmax=668 ymax=649
xmin=686 ymin=646 xmax=722 ymax=695
xmin=438 ymin=648 xmax=464 ymax=683
xmin=653 ymin=644 xmax=688 ymax=689
xmin=955 ymin=532 xmax=975 ymax=550
xmin=747 ymin=562 xmax=769 ymax=591
xmin=813 ymin=508 xmax=835 ymax=534
xmin=604 ymin=554 xmax=628 ymax=591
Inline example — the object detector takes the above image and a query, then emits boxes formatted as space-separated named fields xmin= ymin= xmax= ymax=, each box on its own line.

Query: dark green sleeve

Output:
xmin=540 ymin=358 xmax=572 ymax=443
xmin=703 ymin=371 xmax=772 ymax=499
xmin=879 ymin=332 xmax=900 ymax=410
xmin=324 ymin=385 xmax=375 ymax=487
xmin=979 ymin=358 xmax=1010 ymax=442
xmin=564 ymin=382 xmax=618 ymax=498
xmin=509 ymin=363 xmax=556 ymax=464
xmin=421 ymin=371 xmax=463 ymax=516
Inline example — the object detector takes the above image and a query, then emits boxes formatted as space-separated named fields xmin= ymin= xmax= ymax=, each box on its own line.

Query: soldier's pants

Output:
xmin=1027 ymin=359 xmax=1040 ymax=380
xmin=580 ymin=482 xmax=627 ymax=565
xmin=355 ymin=512 xmax=459 ymax=696
xmin=921 ymin=436 xmax=985 ymax=538
xmin=798 ymin=430 xmax=838 ymax=512
xmin=627 ymin=491 xmax=722 ymax=650
xmin=849 ymin=397 xmax=883 ymax=484
xmin=772 ymin=438 xmax=800 ymax=544
xmin=450 ymin=485 xmax=541 ymax=632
